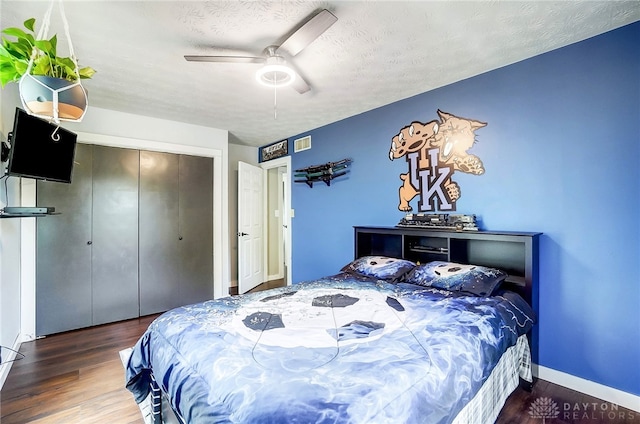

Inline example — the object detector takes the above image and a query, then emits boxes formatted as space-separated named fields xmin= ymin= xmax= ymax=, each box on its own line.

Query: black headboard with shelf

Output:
xmin=354 ymin=226 xmax=542 ymax=361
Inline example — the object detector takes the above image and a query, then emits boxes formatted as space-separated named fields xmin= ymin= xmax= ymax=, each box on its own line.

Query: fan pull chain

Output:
xmin=273 ymin=73 xmax=278 ymax=119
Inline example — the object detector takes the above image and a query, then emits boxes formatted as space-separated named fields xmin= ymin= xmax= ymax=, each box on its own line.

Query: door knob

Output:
xmin=87 ymin=241 xmax=92 ymax=245
xmin=238 ymin=232 xmax=249 ymax=237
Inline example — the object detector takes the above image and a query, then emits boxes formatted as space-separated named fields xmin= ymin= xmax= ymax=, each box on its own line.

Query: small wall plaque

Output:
xmin=261 ymin=139 xmax=288 ymax=162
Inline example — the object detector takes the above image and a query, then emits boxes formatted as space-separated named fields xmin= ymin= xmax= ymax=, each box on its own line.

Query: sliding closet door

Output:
xmin=36 ymin=144 xmax=93 ymax=336
xmin=139 ymin=152 xmax=214 ymax=315
xmin=91 ymin=146 xmax=140 ymax=325
xmin=178 ymin=155 xmax=214 ymax=305
xmin=37 ymin=145 xmax=214 ymax=329
xmin=139 ymin=151 xmax=180 ymax=315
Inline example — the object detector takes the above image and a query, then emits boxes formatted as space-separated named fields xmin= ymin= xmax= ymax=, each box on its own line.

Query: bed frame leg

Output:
xmin=520 ymin=377 xmax=534 ymax=392
xmin=150 ymin=374 xmax=163 ymax=424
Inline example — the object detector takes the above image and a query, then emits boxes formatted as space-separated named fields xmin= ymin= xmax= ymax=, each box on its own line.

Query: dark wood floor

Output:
xmin=0 ymin=314 xmax=156 ymax=424
xmin=229 ymin=278 xmax=286 ymax=295
xmin=2 ymin=286 xmax=638 ymax=423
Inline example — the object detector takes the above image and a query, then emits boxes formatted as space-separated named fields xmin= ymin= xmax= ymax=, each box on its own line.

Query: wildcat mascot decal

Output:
xmin=389 ymin=110 xmax=487 ymax=212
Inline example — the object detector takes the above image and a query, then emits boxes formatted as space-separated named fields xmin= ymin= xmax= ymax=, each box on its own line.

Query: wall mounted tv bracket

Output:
xmin=1 ymin=136 xmax=10 ymax=162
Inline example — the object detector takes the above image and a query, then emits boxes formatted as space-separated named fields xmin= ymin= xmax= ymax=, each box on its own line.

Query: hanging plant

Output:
xmin=0 ymin=10 xmax=96 ymax=123
xmin=0 ymin=18 xmax=95 ymax=87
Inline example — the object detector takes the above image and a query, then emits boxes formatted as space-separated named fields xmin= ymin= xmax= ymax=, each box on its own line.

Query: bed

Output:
xmin=125 ymin=251 xmax=536 ymax=424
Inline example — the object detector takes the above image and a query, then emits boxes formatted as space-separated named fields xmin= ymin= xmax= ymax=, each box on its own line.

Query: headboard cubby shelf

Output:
xmin=354 ymin=225 xmax=542 ymax=366
xmin=353 ymin=226 xmax=541 ymax=308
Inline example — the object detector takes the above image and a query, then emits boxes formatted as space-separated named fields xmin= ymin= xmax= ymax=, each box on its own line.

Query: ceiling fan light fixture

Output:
xmin=185 ymin=9 xmax=336 ymax=95
xmin=256 ymin=57 xmax=296 ymax=88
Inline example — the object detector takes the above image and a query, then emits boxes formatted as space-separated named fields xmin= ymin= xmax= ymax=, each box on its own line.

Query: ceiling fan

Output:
xmin=184 ymin=9 xmax=338 ymax=94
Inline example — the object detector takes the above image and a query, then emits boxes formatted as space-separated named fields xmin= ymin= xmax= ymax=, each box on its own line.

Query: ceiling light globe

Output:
xmin=256 ymin=61 xmax=296 ymax=88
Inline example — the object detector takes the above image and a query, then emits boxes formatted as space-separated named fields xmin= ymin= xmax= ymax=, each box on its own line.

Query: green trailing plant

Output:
xmin=0 ymin=17 xmax=96 ymax=88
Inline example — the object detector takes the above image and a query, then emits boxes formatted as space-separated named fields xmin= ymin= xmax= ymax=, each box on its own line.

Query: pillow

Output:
xmin=341 ymin=255 xmax=416 ymax=282
xmin=405 ymin=261 xmax=507 ymax=296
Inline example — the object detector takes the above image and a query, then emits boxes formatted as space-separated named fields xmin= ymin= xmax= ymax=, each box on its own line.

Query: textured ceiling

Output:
xmin=1 ymin=1 xmax=639 ymax=147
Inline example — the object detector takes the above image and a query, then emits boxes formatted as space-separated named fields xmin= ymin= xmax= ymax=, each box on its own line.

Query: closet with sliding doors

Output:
xmin=35 ymin=144 xmax=213 ymax=336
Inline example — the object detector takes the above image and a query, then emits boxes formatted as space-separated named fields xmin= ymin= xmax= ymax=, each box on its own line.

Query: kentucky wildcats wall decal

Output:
xmin=389 ymin=110 xmax=487 ymax=212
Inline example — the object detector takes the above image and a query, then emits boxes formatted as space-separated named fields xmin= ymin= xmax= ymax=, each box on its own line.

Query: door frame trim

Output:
xmin=260 ymin=156 xmax=292 ymax=287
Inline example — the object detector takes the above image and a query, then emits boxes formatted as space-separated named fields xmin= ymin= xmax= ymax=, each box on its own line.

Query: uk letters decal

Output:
xmin=389 ymin=110 xmax=486 ymax=212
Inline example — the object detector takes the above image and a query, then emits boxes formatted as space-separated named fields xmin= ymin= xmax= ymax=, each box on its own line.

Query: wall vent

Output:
xmin=294 ymin=136 xmax=311 ymax=153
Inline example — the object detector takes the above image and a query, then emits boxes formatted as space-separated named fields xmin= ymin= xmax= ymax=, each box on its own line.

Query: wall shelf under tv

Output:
xmin=0 ymin=212 xmax=58 ymax=218
xmin=0 ymin=207 xmax=58 ymax=218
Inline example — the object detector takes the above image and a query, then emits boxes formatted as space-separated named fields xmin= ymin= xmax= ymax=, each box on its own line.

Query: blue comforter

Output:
xmin=126 ymin=273 xmax=534 ymax=424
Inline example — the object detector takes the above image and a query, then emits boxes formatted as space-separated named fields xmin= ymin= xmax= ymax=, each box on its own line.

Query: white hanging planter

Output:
xmin=19 ymin=74 xmax=88 ymax=122
xmin=18 ymin=0 xmax=90 ymax=123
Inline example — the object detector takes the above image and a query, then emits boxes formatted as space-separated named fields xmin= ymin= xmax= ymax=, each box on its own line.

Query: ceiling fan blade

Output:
xmin=291 ymin=72 xmax=311 ymax=94
xmin=278 ymin=9 xmax=337 ymax=57
xmin=184 ymin=55 xmax=264 ymax=64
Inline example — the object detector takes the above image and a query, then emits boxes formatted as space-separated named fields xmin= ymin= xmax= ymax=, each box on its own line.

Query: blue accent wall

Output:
xmin=274 ymin=22 xmax=639 ymax=396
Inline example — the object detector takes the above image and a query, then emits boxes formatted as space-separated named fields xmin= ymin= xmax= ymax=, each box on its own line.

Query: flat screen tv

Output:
xmin=6 ymin=108 xmax=77 ymax=183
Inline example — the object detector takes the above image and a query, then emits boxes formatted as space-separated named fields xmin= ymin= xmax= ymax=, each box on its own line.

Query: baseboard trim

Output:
xmin=0 ymin=335 xmax=22 ymax=390
xmin=533 ymin=364 xmax=640 ymax=413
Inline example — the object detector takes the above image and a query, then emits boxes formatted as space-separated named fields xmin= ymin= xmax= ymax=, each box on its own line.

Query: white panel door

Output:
xmin=238 ymin=161 xmax=264 ymax=294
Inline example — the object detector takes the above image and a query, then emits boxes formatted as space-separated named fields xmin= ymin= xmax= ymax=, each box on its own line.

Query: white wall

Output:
xmin=0 ymin=82 xmax=24 ymax=388
xmin=266 ymin=168 xmax=284 ymax=280
xmin=71 ymin=106 xmax=228 ymax=152
xmin=0 ymin=192 xmax=22 ymax=389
